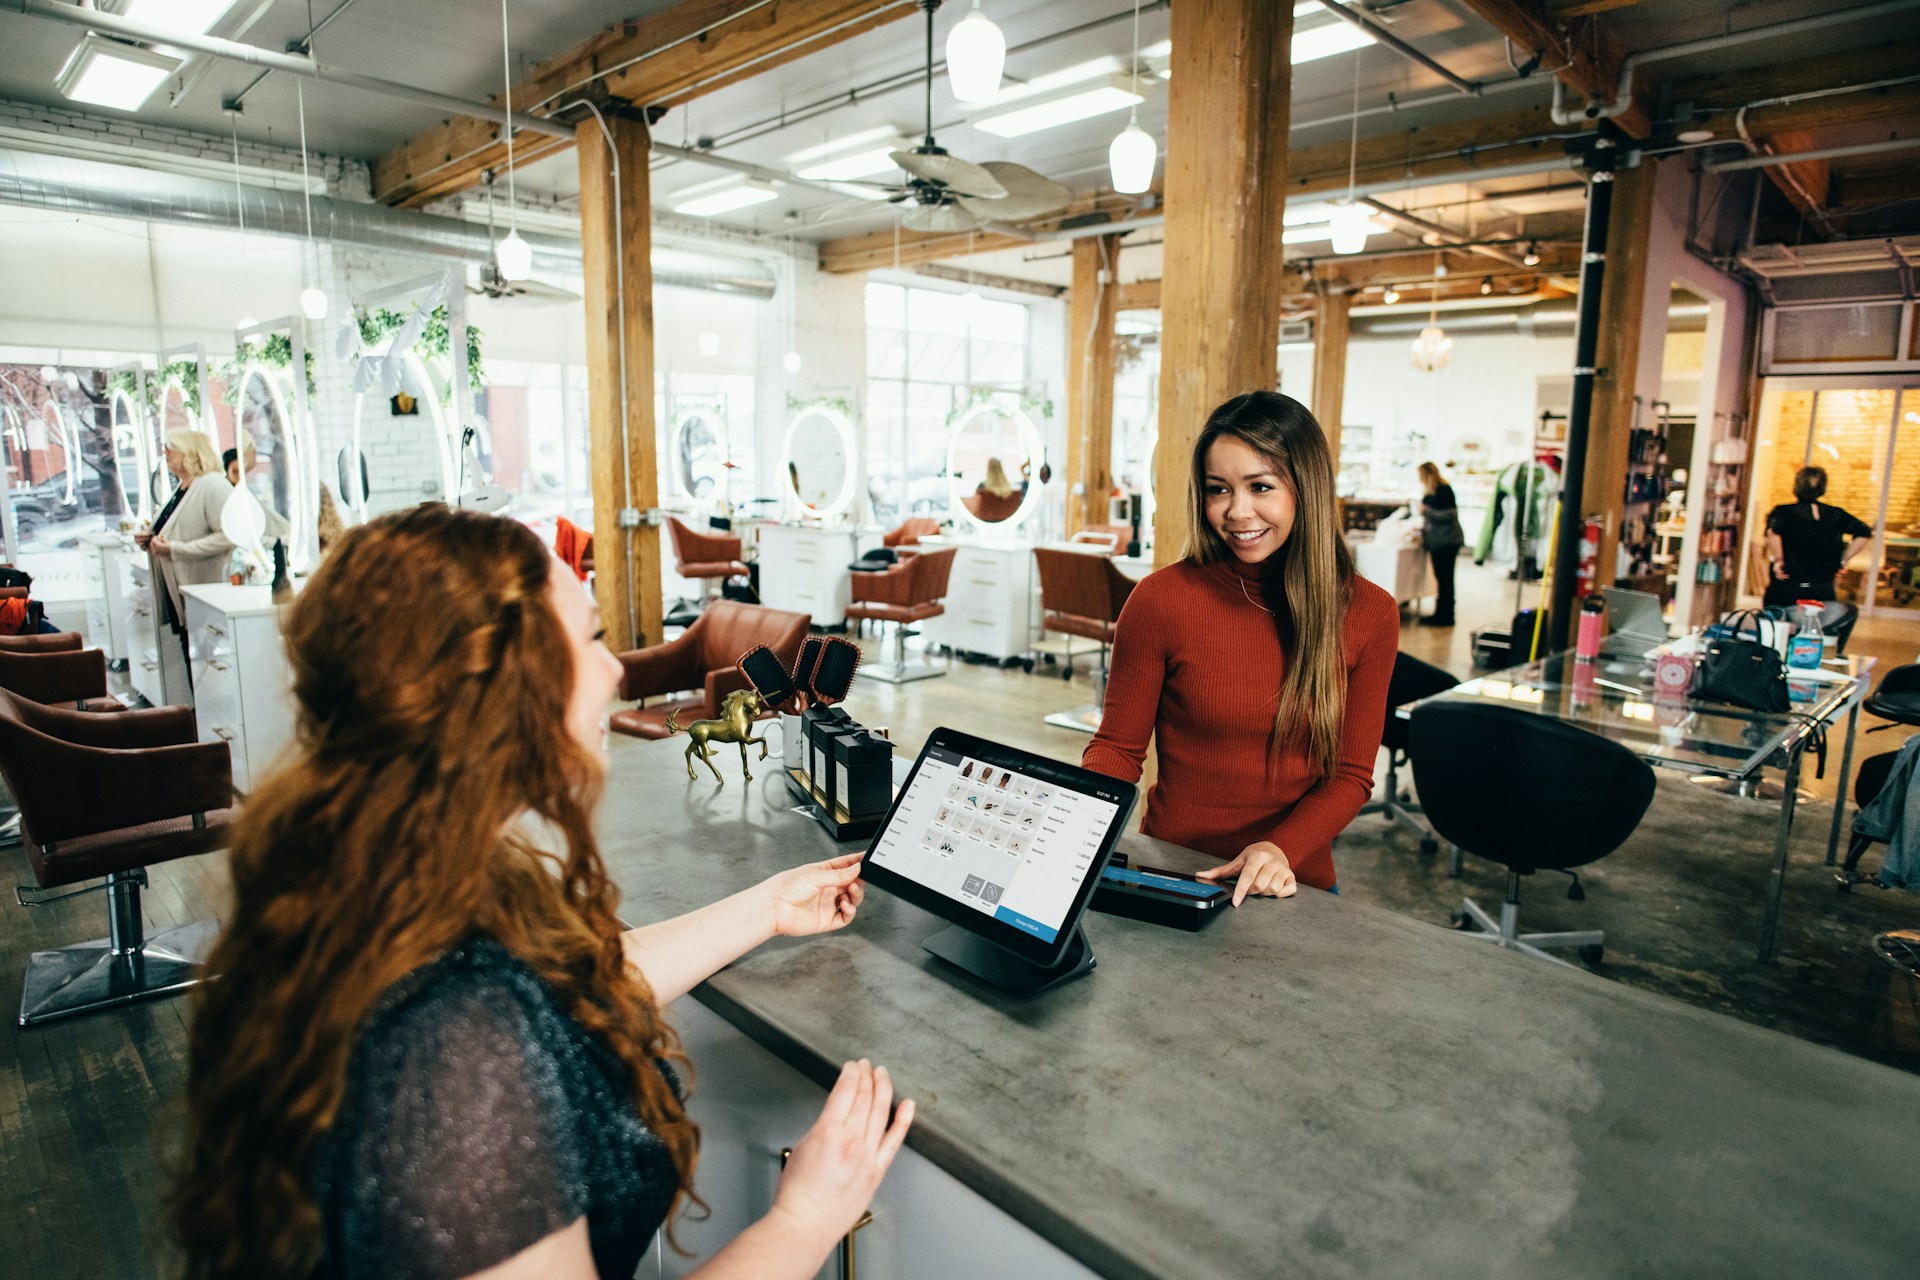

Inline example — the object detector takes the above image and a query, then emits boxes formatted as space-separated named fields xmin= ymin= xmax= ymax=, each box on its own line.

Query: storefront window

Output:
xmin=0 ymin=363 xmax=125 ymax=556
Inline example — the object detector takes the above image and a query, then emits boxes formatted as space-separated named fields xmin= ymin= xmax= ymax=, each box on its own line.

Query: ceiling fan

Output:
xmin=863 ymin=0 xmax=1073 ymax=234
xmin=470 ymin=171 xmax=581 ymax=305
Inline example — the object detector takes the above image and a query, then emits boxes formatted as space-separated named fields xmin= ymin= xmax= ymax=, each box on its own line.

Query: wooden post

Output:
xmin=1584 ymin=156 xmax=1658 ymax=590
xmin=1151 ymin=0 xmax=1295 ymax=566
xmin=1066 ymin=233 xmax=1123 ymax=536
xmin=578 ymin=111 xmax=661 ymax=653
xmin=1311 ymin=288 xmax=1351 ymax=462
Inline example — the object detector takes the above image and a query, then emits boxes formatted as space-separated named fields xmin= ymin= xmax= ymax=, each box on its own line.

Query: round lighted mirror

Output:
xmin=948 ymin=401 xmax=1041 ymax=530
xmin=350 ymin=351 xmax=455 ymax=517
xmin=783 ymin=405 xmax=855 ymax=518
xmin=235 ymin=364 xmax=303 ymax=557
xmin=673 ymin=409 xmax=726 ymax=500
xmin=110 ymin=387 xmax=148 ymax=522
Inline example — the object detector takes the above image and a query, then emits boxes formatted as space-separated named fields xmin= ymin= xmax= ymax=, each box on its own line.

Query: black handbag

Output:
xmin=1691 ymin=635 xmax=1790 ymax=712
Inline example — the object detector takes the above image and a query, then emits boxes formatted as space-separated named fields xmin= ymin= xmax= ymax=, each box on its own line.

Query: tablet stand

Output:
xmin=922 ymin=923 xmax=1094 ymax=998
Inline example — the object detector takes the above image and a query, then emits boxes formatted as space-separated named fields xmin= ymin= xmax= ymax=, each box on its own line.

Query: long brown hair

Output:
xmin=170 ymin=506 xmax=696 ymax=1279
xmin=1185 ymin=391 xmax=1355 ymax=779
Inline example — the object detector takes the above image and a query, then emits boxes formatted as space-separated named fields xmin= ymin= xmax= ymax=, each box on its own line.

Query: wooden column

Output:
xmin=1310 ymin=288 xmax=1351 ymax=462
xmin=1583 ymin=157 xmax=1659 ymax=589
xmin=578 ymin=111 xmax=661 ymax=652
xmin=1151 ymin=0 xmax=1295 ymax=566
xmin=1066 ymin=233 xmax=1123 ymax=536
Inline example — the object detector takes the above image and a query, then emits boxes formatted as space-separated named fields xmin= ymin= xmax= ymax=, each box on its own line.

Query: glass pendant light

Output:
xmin=1107 ymin=0 xmax=1155 ymax=194
xmin=946 ymin=0 xmax=1005 ymax=103
xmin=1331 ymin=49 xmax=1369 ymax=255
xmin=1411 ymin=252 xmax=1452 ymax=373
xmin=495 ymin=0 xmax=533 ymax=282
xmin=295 ymin=82 xmax=328 ymax=319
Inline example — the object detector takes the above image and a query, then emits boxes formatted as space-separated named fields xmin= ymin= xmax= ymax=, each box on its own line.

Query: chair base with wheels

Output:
xmin=1452 ymin=870 xmax=1605 ymax=969
xmin=19 ymin=870 xmax=220 ymax=1025
xmin=1357 ymin=652 xmax=1457 ymax=854
xmin=1042 ymin=637 xmax=1109 ymax=733
xmin=863 ymin=622 xmax=948 ymax=684
xmin=1033 ymin=548 xmax=1136 ymax=735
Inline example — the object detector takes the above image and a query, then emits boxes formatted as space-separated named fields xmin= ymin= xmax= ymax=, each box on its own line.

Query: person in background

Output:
xmin=170 ymin=507 xmax=911 ymax=1280
xmin=1765 ymin=465 xmax=1872 ymax=608
xmin=1417 ymin=461 xmax=1463 ymax=628
xmin=966 ymin=456 xmax=1023 ymax=523
xmin=1083 ymin=391 xmax=1399 ymax=901
xmin=224 ymin=432 xmax=292 ymax=545
xmin=138 ymin=429 xmax=232 ymax=632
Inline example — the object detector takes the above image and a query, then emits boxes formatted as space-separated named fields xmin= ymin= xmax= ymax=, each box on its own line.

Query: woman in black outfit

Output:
xmin=1764 ymin=465 xmax=1873 ymax=608
xmin=1417 ymin=461 xmax=1463 ymax=627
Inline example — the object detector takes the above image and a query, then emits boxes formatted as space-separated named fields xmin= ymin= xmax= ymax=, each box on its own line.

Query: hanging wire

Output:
xmin=1345 ymin=46 xmax=1361 ymax=203
xmin=296 ymin=82 xmax=316 ymax=243
xmin=500 ymin=0 xmax=518 ymax=234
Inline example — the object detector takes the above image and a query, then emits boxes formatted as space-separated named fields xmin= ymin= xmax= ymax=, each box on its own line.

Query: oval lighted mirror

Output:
xmin=350 ymin=351 xmax=454 ymax=517
xmin=159 ymin=377 xmax=193 ymax=435
xmin=236 ymin=364 xmax=302 ymax=555
xmin=673 ymin=409 xmax=726 ymax=500
xmin=336 ymin=445 xmax=370 ymax=515
xmin=783 ymin=405 xmax=855 ymax=518
xmin=110 ymin=387 xmax=147 ymax=522
xmin=949 ymin=401 xmax=1040 ymax=530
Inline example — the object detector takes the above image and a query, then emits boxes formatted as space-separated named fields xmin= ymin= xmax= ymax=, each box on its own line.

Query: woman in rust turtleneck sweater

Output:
xmin=1083 ymin=391 xmax=1398 ymax=901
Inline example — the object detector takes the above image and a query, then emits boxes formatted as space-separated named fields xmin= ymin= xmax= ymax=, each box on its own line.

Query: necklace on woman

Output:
xmin=1236 ymin=573 xmax=1273 ymax=615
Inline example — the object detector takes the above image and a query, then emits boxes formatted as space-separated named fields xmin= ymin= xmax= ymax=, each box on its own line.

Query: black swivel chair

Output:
xmin=1409 ymin=700 xmax=1656 ymax=968
xmin=1358 ymin=652 xmax=1459 ymax=854
xmin=1864 ymin=664 xmax=1920 ymax=733
xmin=1836 ymin=750 xmax=1903 ymax=890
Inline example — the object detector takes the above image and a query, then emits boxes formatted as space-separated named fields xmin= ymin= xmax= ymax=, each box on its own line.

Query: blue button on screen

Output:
xmin=992 ymin=906 xmax=1059 ymax=943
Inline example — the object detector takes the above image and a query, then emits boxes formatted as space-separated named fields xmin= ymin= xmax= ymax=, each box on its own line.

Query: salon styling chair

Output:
xmin=0 ymin=635 xmax=124 ymax=712
xmin=847 ymin=548 xmax=956 ymax=684
xmin=0 ymin=689 xmax=235 ymax=1025
xmin=1358 ymin=653 xmax=1459 ymax=854
xmin=1864 ymin=664 xmax=1920 ymax=733
xmin=1409 ymin=701 xmax=1655 ymax=968
xmin=884 ymin=518 xmax=941 ymax=548
xmin=610 ymin=602 xmax=810 ymax=740
xmin=667 ymin=518 xmax=752 ymax=622
xmin=1034 ymin=547 xmax=1137 ymax=733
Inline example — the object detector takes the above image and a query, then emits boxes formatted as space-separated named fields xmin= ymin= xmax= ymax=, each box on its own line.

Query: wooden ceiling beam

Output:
xmin=1455 ymin=0 xmax=1649 ymax=138
xmin=1546 ymin=0 xmax=1646 ymax=18
xmin=371 ymin=0 xmax=916 ymax=208
xmin=1673 ymin=38 xmax=1920 ymax=137
xmin=1282 ymin=102 xmax=1583 ymax=200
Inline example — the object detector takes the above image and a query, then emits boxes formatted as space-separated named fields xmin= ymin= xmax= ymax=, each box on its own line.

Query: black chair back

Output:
xmin=1382 ymin=652 xmax=1459 ymax=752
xmin=1408 ymin=700 xmax=1656 ymax=873
xmin=1855 ymin=750 xmax=1899 ymax=808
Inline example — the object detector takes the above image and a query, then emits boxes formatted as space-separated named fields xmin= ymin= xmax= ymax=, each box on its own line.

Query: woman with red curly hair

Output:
xmin=170 ymin=505 xmax=910 ymax=1280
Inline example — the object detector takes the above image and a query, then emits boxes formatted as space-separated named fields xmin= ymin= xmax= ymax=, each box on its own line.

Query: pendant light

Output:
xmin=229 ymin=113 xmax=257 ymax=330
xmin=945 ymin=0 xmax=1005 ymax=104
xmin=1329 ymin=49 xmax=1369 ymax=256
xmin=296 ymin=80 xmax=328 ymax=320
xmin=783 ymin=230 xmax=802 ymax=374
xmin=494 ymin=0 xmax=533 ymax=282
xmin=1107 ymin=0 xmax=1155 ymax=194
xmin=1411 ymin=251 xmax=1452 ymax=373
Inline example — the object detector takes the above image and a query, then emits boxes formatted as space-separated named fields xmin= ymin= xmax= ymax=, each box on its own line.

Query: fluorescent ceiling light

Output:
xmin=122 ymin=0 xmax=242 ymax=38
xmin=55 ymin=33 xmax=180 ymax=112
xmin=794 ymin=142 xmax=908 ymax=182
xmin=785 ymin=126 xmax=902 ymax=165
xmin=972 ymin=75 xmax=1146 ymax=139
xmin=671 ymin=179 xmax=781 ymax=217
xmin=1282 ymin=217 xmax=1386 ymax=245
xmin=1291 ymin=21 xmax=1375 ymax=63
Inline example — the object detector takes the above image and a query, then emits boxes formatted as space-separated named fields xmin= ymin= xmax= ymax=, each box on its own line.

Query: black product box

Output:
xmin=832 ymin=729 xmax=893 ymax=820
xmin=803 ymin=706 xmax=852 ymax=794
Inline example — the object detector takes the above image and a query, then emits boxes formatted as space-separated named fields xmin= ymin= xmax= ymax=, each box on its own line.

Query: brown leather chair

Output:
xmin=884 ymin=518 xmax=941 ymax=549
xmin=1073 ymin=525 xmax=1132 ymax=555
xmin=610 ymin=600 xmax=811 ymax=740
xmin=0 ymin=689 xmax=235 ymax=1025
xmin=847 ymin=547 xmax=956 ymax=684
xmin=1033 ymin=547 xmax=1138 ymax=732
xmin=0 ymin=635 xmax=124 ymax=712
xmin=668 ymin=517 xmax=751 ymax=608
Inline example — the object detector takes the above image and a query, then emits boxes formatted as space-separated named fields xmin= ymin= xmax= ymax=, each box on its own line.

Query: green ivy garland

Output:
xmin=785 ymin=394 xmax=858 ymax=422
xmin=108 ymin=359 xmax=203 ymax=416
xmin=942 ymin=385 xmax=1053 ymax=428
xmin=217 ymin=333 xmax=319 ymax=405
xmin=355 ymin=304 xmax=486 ymax=395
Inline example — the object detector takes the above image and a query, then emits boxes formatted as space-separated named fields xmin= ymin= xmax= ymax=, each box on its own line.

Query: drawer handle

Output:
xmin=969 ymin=619 xmax=993 ymax=628
xmin=210 ymin=727 xmax=234 ymax=741
xmin=204 ymin=624 xmax=225 ymax=638
xmin=140 ymin=660 xmax=158 ymax=671
xmin=207 ymin=661 xmax=230 ymax=672
xmin=968 ymin=577 xmax=996 ymax=586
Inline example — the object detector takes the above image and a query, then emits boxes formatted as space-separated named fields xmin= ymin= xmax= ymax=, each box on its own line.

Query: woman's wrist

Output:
xmin=761 ymin=1199 xmax=841 ymax=1266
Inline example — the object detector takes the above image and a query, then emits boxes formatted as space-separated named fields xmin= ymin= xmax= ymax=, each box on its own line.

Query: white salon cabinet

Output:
xmin=79 ymin=532 xmax=135 ymax=664
xmin=181 ymin=584 xmax=294 ymax=794
xmin=758 ymin=525 xmax=880 ymax=628
xmin=920 ymin=539 xmax=1038 ymax=661
xmin=125 ymin=556 xmax=192 ymax=708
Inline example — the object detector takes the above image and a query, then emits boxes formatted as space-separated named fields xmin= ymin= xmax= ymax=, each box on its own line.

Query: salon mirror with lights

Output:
xmin=351 ymin=351 xmax=454 ymax=518
xmin=234 ymin=364 xmax=302 ymax=554
xmin=109 ymin=384 xmax=149 ymax=523
xmin=949 ymin=400 xmax=1040 ymax=532
xmin=672 ymin=409 xmax=727 ymax=500
xmin=783 ymin=403 xmax=855 ymax=520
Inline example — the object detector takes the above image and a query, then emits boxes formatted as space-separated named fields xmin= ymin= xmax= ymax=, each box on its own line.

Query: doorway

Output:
xmin=1744 ymin=376 xmax=1920 ymax=619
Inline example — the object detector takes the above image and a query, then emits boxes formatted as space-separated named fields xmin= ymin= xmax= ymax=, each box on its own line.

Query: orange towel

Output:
xmin=554 ymin=517 xmax=593 ymax=581
xmin=0 ymin=597 xmax=27 ymax=635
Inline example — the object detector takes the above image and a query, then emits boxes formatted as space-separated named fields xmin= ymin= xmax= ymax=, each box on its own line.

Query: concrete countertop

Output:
xmin=598 ymin=735 xmax=1920 ymax=1280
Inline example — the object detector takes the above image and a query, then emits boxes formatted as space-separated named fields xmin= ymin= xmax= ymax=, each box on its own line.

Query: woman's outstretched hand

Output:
xmin=1196 ymin=841 xmax=1298 ymax=906
xmin=770 ymin=1060 xmax=913 ymax=1254
xmin=762 ymin=852 xmax=866 ymax=938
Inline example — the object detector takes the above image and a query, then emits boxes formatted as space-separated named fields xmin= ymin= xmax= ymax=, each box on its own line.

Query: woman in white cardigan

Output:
xmin=136 ymin=429 xmax=233 ymax=629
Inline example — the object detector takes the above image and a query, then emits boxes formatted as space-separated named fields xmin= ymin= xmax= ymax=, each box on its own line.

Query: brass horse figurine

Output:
xmin=666 ymin=688 xmax=771 ymax=784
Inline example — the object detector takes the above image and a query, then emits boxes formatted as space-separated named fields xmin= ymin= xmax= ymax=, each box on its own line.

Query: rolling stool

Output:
xmin=1864 ymin=663 xmax=1920 ymax=734
xmin=1033 ymin=547 xmax=1136 ymax=733
xmin=1358 ymin=653 xmax=1458 ymax=854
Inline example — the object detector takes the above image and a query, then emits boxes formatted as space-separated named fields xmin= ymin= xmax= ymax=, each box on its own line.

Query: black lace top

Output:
xmin=311 ymin=938 xmax=678 ymax=1280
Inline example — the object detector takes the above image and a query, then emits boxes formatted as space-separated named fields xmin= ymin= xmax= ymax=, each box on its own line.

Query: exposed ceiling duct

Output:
xmin=0 ymin=147 xmax=777 ymax=299
xmin=1355 ymin=300 xmax=1710 ymax=338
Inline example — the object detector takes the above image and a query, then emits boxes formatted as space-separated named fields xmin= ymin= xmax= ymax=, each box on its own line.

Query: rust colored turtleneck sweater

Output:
xmin=1083 ymin=556 xmax=1399 ymax=890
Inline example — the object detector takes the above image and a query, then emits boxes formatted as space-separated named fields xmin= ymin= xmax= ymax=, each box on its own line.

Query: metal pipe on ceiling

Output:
xmin=1311 ymin=0 xmax=1477 ymax=95
xmin=1354 ymin=300 xmax=1710 ymax=336
xmin=1705 ymin=135 xmax=1920 ymax=173
xmin=6 ymin=0 xmax=574 ymax=140
xmin=0 ymin=147 xmax=777 ymax=297
xmin=1359 ymin=197 xmax=1529 ymax=269
xmin=225 ymin=0 xmax=367 ymax=110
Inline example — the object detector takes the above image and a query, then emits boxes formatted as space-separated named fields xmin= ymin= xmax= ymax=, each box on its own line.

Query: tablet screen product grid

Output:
xmin=870 ymin=744 xmax=1117 ymax=943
